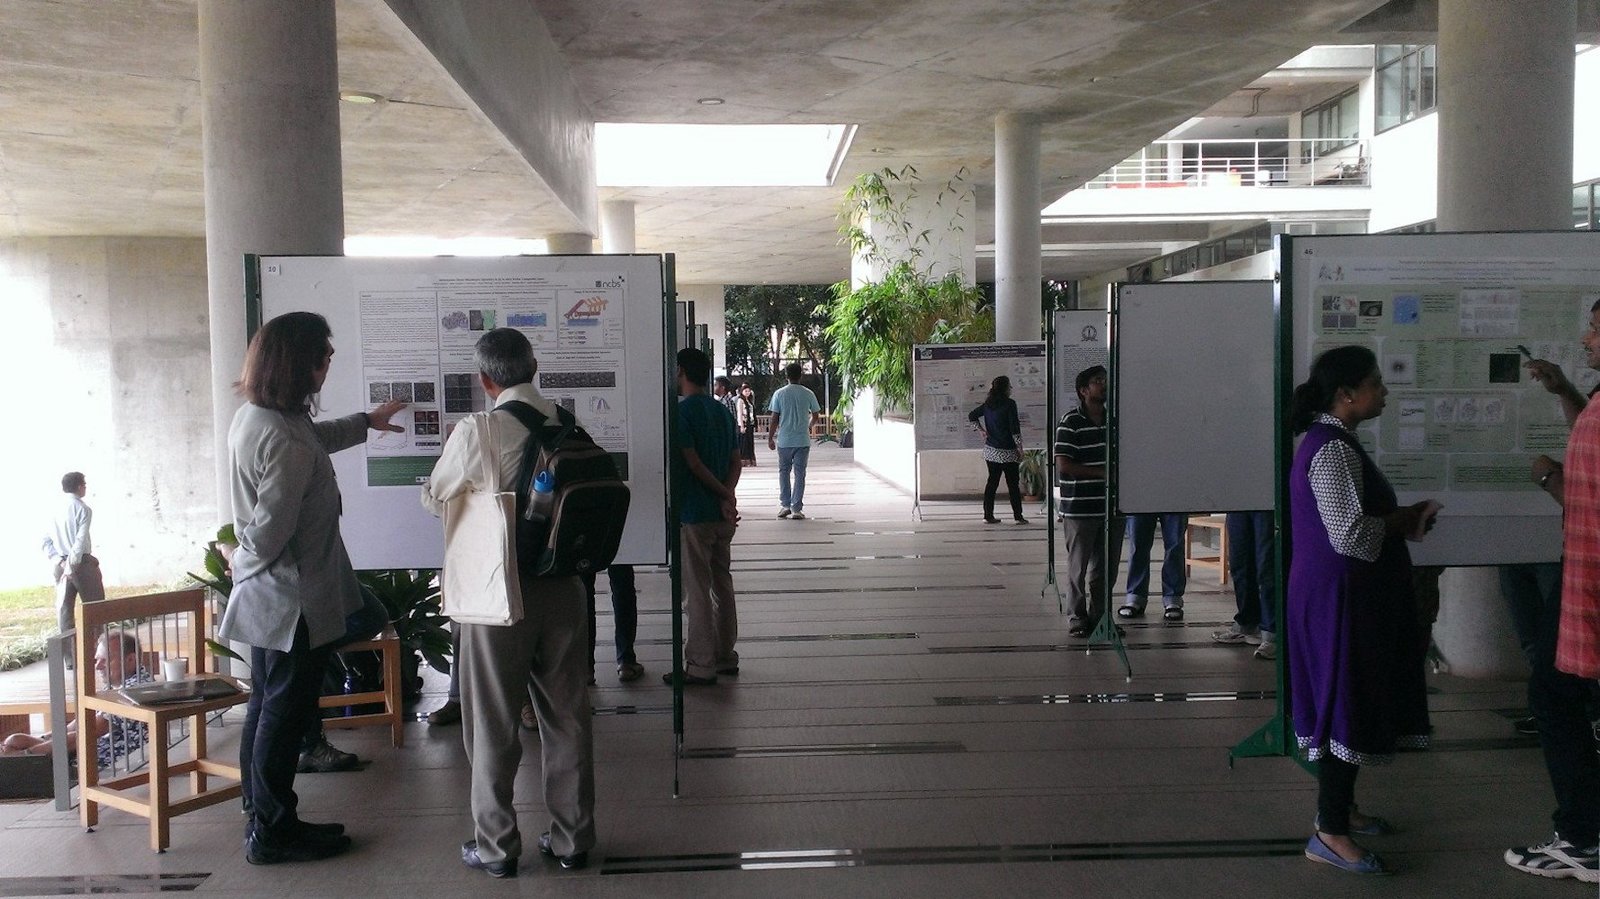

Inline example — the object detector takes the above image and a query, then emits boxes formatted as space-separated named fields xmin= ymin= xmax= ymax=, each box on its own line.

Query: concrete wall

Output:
xmin=851 ymin=387 xmax=915 ymax=495
xmin=0 ymin=238 xmax=215 ymax=590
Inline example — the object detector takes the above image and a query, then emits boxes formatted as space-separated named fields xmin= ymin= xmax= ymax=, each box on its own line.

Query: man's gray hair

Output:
xmin=474 ymin=328 xmax=537 ymax=387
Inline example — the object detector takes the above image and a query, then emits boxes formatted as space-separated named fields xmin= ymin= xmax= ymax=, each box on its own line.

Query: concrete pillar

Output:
xmin=994 ymin=113 xmax=1042 ymax=342
xmin=200 ymin=1 xmax=344 ymax=517
xmin=1432 ymin=0 xmax=1576 ymax=679
xmin=545 ymin=232 xmax=595 ymax=254
xmin=600 ymin=200 xmax=637 ymax=254
xmin=848 ymin=176 xmax=976 ymax=288
xmin=1438 ymin=0 xmax=1575 ymax=231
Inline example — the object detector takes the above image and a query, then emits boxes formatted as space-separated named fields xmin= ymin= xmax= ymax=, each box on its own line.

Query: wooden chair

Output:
xmin=317 ymin=627 xmax=405 ymax=748
xmin=76 ymin=589 xmax=247 ymax=852
xmin=1184 ymin=515 xmax=1230 ymax=585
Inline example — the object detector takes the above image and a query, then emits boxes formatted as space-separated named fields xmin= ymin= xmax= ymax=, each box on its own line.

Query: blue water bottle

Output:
xmin=529 ymin=470 xmax=557 ymax=524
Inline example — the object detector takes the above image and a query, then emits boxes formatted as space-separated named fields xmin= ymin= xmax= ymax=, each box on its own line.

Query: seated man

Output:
xmin=2 ymin=630 xmax=150 ymax=768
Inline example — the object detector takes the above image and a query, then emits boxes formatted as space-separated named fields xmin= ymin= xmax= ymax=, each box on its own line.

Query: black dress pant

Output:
xmin=241 ymin=620 xmax=329 ymax=839
xmin=983 ymin=460 xmax=1022 ymax=520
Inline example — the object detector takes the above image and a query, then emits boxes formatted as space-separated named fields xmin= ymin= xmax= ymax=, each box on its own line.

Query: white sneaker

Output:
xmin=1505 ymin=834 xmax=1600 ymax=882
xmin=1211 ymin=623 xmax=1261 ymax=645
xmin=1253 ymin=640 xmax=1278 ymax=661
xmin=777 ymin=507 xmax=791 ymax=519
xmin=790 ymin=510 xmax=807 ymax=520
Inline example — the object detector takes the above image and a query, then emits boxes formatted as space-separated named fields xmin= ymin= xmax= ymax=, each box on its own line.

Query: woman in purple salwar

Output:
xmin=1288 ymin=346 xmax=1436 ymax=876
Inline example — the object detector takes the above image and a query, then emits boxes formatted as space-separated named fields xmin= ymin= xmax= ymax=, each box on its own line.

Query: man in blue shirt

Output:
xmin=668 ymin=348 xmax=742 ymax=686
xmin=766 ymin=363 xmax=821 ymax=520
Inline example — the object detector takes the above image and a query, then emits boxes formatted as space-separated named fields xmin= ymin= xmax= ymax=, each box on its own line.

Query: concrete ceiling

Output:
xmin=0 ymin=0 xmax=1393 ymax=286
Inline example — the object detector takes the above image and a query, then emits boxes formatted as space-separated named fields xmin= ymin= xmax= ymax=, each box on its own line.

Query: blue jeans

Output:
xmin=1225 ymin=511 xmax=1276 ymax=637
xmin=1124 ymin=513 xmax=1187 ymax=610
xmin=777 ymin=445 xmax=811 ymax=512
xmin=1499 ymin=562 xmax=1600 ymax=846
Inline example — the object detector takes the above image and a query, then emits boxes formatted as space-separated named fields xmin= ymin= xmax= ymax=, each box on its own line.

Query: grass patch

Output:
xmin=0 ymin=583 xmax=174 ymax=670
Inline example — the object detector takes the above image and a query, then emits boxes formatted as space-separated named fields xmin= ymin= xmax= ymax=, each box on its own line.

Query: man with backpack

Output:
xmin=421 ymin=329 xmax=595 ymax=878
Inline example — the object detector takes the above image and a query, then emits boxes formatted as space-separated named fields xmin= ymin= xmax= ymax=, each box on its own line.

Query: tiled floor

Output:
xmin=0 ymin=445 xmax=1580 ymax=896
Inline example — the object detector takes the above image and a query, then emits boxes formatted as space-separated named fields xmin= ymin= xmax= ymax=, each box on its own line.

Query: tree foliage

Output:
xmin=826 ymin=165 xmax=991 ymax=421
xmin=723 ymin=284 xmax=830 ymax=376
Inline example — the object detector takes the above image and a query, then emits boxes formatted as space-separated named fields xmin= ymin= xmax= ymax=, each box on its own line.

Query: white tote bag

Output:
xmin=441 ymin=411 xmax=525 ymax=626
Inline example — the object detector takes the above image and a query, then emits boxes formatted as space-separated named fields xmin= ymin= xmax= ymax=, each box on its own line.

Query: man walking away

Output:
xmin=767 ymin=363 xmax=820 ymax=520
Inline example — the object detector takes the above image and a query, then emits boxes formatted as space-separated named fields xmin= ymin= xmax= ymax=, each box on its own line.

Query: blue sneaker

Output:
xmin=1304 ymin=834 xmax=1388 ymax=875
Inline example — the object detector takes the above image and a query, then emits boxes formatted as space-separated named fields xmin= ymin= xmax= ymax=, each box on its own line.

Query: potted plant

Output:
xmin=186 ymin=524 xmax=243 ymax=665
xmin=355 ymin=569 xmax=452 ymax=702
xmin=1018 ymin=449 xmax=1048 ymax=501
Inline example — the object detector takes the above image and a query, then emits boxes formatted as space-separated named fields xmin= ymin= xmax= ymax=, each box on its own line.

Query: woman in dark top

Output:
xmin=1287 ymin=345 xmax=1435 ymax=876
xmin=737 ymin=383 xmax=759 ymax=466
xmin=968 ymin=375 xmax=1026 ymax=524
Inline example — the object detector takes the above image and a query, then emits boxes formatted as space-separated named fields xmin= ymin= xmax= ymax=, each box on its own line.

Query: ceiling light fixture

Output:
xmin=697 ymin=97 xmax=725 ymax=106
xmin=340 ymin=90 xmax=385 ymax=105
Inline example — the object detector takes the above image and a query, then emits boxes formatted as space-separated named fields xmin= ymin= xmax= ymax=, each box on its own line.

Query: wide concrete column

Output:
xmin=1432 ymin=0 xmax=1576 ymax=679
xmin=601 ymin=200 xmax=637 ymax=254
xmin=546 ymin=232 xmax=595 ymax=254
xmin=1438 ymin=0 xmax=1574 ymax=231
xmin=994 ymin=112 xmax=1042 ymax=342
xmin=200 ymin=1 xmax=345 ymax=517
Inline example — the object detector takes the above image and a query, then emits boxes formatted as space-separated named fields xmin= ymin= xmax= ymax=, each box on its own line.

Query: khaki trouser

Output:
xmin=458 ymin=574 xmax=594 ymax=864
xmin=682 ymin=519 xmax=739 ymax=679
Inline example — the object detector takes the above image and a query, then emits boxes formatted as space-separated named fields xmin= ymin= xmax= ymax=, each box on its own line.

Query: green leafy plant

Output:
xmin=187 ymin=523 xmax=243 ymax=663
xmin=1018 ymin=449 xmax=1048 ymax=498
xmin=827 ymin=166 xmax=992 ymax=420
xmin=356 ymin=569 xmax=451 ymax=675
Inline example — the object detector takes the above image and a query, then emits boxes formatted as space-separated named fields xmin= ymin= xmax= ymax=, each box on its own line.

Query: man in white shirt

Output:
xmin=41 ymin=471 xmax=104 ymax=667
xmin=421 ymin=328 xmax=595 ymax=879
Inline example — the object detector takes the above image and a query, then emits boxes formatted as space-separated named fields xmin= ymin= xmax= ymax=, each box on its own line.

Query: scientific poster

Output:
xmin=911 ymin=342 xmax=1048 ymax=451
xmin=1052 ymin=310 xmax=1109 ymax=421
xmin=356 ymin=271 xmax=636 ymax=487
xmin=1296 ymin=245 xmax=1600 ymax=516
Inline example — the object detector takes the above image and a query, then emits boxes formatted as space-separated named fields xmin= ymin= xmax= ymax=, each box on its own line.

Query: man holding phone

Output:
xmin=1500 ymin=316 xmax=1600 ymax=883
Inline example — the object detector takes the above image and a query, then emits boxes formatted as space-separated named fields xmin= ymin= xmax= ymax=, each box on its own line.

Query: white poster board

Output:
xmin=911 ymin=342 xmax=1048 ymax=451
xmin=1113 ymin=281 xmax=1275 ymax=513
xmin=253 ymin=254 xmax=671 ymax=569
xmin=1053 ymin=310 xmax=1109 ymax=418
xmin=1283 ymin=232 xmax=1600 ymax=566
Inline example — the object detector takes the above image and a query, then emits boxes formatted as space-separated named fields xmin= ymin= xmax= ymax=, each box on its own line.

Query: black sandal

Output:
xmin=1163 ymin=607 xmax=1184 ymax=621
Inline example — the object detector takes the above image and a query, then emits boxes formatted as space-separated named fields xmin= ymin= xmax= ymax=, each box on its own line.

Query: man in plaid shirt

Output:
xmin=1509 ymin=305 xmax=1600 ymax=884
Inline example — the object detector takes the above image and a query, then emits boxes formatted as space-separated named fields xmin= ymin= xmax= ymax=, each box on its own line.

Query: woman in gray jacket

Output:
xmin=218 ymin=312 xmax=403 ymax=865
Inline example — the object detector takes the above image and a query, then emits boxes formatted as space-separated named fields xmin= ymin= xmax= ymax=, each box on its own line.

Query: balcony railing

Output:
xmin=1086 ymin=139 xmax=1369 ymax=189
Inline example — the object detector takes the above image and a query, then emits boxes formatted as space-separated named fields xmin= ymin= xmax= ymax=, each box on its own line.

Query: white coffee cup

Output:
xmin=161 ymin=656 xmax=189 ymax=682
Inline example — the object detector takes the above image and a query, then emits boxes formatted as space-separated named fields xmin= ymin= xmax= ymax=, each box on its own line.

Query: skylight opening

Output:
xmin=596 ymin=123 xmax=856 ymax=187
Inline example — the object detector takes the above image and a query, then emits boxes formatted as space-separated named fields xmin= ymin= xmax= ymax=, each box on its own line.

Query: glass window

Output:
xmin=1376 ymin=44 xmax=1437 ymax=134
xmin=1575 ymin=184 xmax=1593 ymax=229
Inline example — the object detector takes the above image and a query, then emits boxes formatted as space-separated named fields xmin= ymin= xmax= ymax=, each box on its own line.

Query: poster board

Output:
xmin=1111 ymin=281 xmax=1275 ymax=513
xmin=1281 ymin=232 xmax=1600 ymax=566
xmin=911 ymin=342 xmax=1048 ymax=451
xmin=252 ymin=254 xmax=671 ymax=570
xmin=1052 ymin=309 xmax=1109 ymax=419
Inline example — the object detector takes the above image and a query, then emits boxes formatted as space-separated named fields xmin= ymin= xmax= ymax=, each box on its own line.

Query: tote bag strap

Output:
xmin=477 ymin=409 xmax=503 ymax=492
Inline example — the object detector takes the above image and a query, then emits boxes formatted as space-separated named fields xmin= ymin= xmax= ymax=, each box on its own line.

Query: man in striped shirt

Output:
xmin=1054 ymin=365 xmax=1123 ymax=638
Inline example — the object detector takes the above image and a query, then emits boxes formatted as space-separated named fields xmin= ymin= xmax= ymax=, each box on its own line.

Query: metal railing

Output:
xmin=1086 ymin=139 xmax=1369 ymax=189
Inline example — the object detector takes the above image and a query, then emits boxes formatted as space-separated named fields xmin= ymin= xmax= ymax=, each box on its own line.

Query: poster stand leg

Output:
xmin=911 ymin=452 xmax=923 ymax=521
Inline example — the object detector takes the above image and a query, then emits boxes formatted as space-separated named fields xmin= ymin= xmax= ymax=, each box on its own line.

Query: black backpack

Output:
xmin=497 ymin=401 xmax=631 ymax=578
